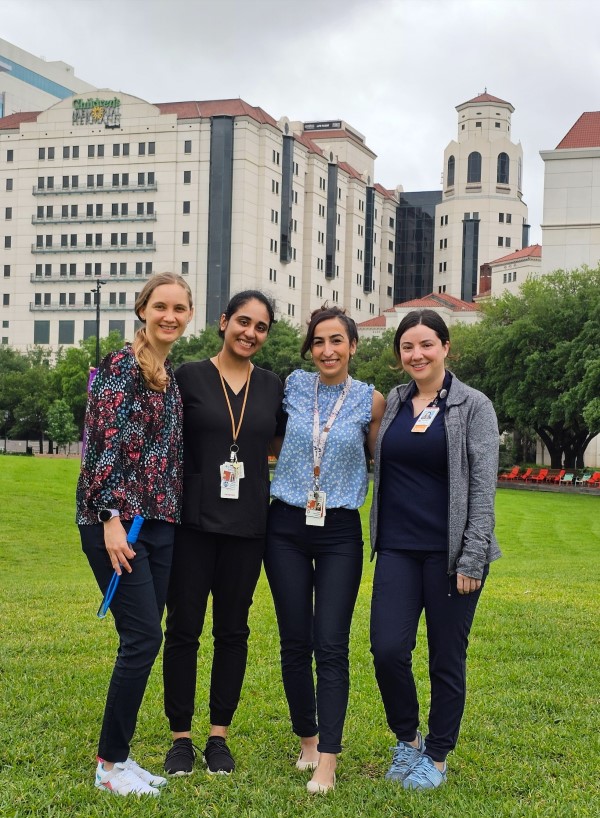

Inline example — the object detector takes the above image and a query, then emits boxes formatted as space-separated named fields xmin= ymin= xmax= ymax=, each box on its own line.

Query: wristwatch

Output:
xmin=98 ymin=508 xmax=120 ymax=523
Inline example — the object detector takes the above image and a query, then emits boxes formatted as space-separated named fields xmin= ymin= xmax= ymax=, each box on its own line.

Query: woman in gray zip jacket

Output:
xmin=369 ymin=308 xmax=501 ymax=792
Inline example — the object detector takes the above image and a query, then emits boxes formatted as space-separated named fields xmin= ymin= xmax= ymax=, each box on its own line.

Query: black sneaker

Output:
xmin=164 ymin=737 xmax=198 ymax=776
xmin=203 ymin=736 xmax=235 ymax=774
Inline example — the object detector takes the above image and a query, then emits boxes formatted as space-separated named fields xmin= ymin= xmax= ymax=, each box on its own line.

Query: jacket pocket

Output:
xmin=181 ymin=473 xmax=203 ymax=527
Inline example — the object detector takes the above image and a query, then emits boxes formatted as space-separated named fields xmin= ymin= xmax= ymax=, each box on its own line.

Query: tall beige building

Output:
xmin=433 ymin=93 xmax=529 ymax=301
xmin=0 ymin=92 xmax=397 ymax=351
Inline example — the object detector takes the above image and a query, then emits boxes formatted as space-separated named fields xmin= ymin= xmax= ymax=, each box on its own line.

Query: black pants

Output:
xmin=370 ymin=549 xmax=487 ymax=762
xmin=163 ymin=526 xmax=264 ymax=731
xmin=264 ymin=501 xmax=363 ymax=755
xmin=80 ymin=520 xmax=174 ymax=762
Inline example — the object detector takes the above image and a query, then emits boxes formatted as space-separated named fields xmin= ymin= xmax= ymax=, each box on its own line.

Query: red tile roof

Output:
xmin=489 ymin=244 xmax=542 ymax=265
xmin=357 ymin=315 xmax=386 ymax=327
xmin=338 ymin=160 xmax=364 ymax=181
xmin=463 ymin=92 xmax=510 ymax=105
xmin=155 ymin=99 xmax=278 ymax=126
xmin=0 ymin=111 xmax=40 ymax=129
xmin=294 ymin=131 xmax=324 ymax=156
xmin=555 ymin=112 xmax=600 ymax=149
xmin=386 ymin=293 xmax=480 ymax=312
xmin=373 ymin=182 xmax=396 ymax=200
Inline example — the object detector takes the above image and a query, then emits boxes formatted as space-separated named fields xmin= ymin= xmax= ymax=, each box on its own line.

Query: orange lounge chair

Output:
xmin=529 ymin=468 xmax=549 ymax=482
xmin=584 ymin=472 xmax=600 ymax=487
xmin=518 ymin=468 xmax=533 ymax=481
xmin=499 ymin=466 xmax=519 ymax=480
xmin=549 ymin=469 xmax=566 ymax=483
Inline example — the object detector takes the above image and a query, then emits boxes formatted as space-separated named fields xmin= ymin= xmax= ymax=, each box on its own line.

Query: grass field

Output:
xmin=0 ymin=457 xmax=598 ymax=817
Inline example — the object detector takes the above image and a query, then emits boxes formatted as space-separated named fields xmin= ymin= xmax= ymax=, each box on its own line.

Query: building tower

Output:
xmin=433 ymin=92 xmax=529 ymax=301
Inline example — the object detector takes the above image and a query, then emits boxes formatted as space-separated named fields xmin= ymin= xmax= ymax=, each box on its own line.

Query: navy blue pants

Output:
xmin=264 ymin=501 xmax=363 ymax=754
xmin=163 ymin=527 xmax=264 ymax=731
xmin=370 ymin=549 xmax=487 ymax=762
xmin=80 ymin=520 xmax=174 ymax=762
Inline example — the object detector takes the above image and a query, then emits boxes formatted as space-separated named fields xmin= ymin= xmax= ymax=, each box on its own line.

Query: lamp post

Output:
xmin=91 ymin=280 xmax=104 ymax=367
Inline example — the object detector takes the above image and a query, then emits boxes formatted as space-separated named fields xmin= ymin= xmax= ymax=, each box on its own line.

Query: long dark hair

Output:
xmin=218 ymin=290 xmax=276 ymax=338
xmin=300 ymin=305 xmax=359 ymax=359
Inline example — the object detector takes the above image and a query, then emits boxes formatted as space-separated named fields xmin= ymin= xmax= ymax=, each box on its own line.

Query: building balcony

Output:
xmin=32 ymin=214 xmax=157 ymax=225
xmin=30 ymin=302 xmax=130 ymax=312
xmin=32 ymin=183 xmax=158 ymax=195
xmin=31 ymin=243 xmax=157 ymax=253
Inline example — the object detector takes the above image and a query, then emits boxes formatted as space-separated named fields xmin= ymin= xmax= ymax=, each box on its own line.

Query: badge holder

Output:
xmin=306 ymin=467 xmax=326 ymax=526
xmin=220 ymin=444 xmax=244 ymax=499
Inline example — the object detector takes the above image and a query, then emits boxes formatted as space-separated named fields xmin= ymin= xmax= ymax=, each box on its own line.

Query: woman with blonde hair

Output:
xmin=76 ymin=272 xmax=193 ymax=797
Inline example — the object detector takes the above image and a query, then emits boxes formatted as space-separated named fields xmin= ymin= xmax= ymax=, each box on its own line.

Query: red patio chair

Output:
xmin=529 ymin=468 xmax=549 ymax=483
xmin=584 ymin=472 xmax=600 ymax=487
xmin=499 ymin=466 xmax=519 ymax=480
xmin=518 ymin=468 xmax=533 ymax=481
xmin=550 ymin=469 xmax=566 ymax=483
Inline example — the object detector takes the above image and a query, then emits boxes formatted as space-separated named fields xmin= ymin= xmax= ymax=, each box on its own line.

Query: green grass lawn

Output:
xmin=0 ymin=457 xmax=598 ymax=817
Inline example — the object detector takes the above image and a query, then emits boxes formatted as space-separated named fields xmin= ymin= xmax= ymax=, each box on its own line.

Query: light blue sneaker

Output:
xmin=384 ymin=731 xmax=424 ymax=782
xmin=402 ymin=753 xmax=447 ymax=790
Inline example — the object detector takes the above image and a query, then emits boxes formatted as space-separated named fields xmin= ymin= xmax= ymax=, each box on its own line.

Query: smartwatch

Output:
xmin=98 ymin=508 xmax=120 ymax=523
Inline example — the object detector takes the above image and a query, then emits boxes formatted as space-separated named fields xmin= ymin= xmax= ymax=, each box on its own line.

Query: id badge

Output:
xmin=220 ymin=462 xmax=239 ymax=499
xmin=411 ymin=406 xmax=439 ymax=433
xmin=306 ymin=490 xmax=326 ymax=526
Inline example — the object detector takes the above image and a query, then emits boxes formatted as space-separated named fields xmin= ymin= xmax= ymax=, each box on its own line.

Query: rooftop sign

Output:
xmin=72 ymin=97 xmax=121 ymax=128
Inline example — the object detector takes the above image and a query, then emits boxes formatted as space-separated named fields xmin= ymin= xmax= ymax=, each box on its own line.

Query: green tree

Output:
xmin=46 ymin=399 xmax=79 ymax=454
xmin=452 ymin=268 xmax=600 ymax=468
xmin=352 ymin=329 xmax=400 ymax=395
xmin=1 ymin=365 xmax=55 ymax=452
xmin=253 ymin=320 xmax=307 ymax=381
xmin=170 ymin=326 xmax=222 ymax=367
xmin=52 ymin=347 xmax=93 ymax=432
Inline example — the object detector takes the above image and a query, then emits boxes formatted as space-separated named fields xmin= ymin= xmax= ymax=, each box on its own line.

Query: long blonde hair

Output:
xmin=133 ymin=273 xmax=193 ymax=391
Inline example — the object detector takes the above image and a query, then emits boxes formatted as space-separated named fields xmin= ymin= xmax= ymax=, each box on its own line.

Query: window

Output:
xmin=136 ymin=233 xmax=144 ymax=246
xmin=447 ymin=155 xmax=455 ymax=187
xmin=3 ymin=265 xmax=10 ymax=277
xmin=138 ymin=173 xmax=145 ymax=186
xmin=138 ymin=142 xmax=146 ymax=156
xmin=506 ymin=213 xmax=512 ymax=224
xmin=4 ymin=236 xmax=11 ymax=249
xmin=319 ymin=177 xmax=326 ymax=190
xmin=271 ymin=179 xmax=279 ymax=194
xmin=72 ymin=175 xmax=78 ymax=189
xmin=122 ymin=173 xmax=129 ymax=186
xmin=355 ymin=298 xmax=362 ymax=310
xmin=288 ymin=275 xmax=296 ymax=289
xmin=97 ymin=145 xmax=104 ymax=157
xmin=113 ymin=144 xmax=120 ymax=157
xmin=96 ymin=174 xmax=104 ymax=187
xmin=505 ymin=238 xmax=511 ymax=248
xmin=318 ymin=204 xmax=325 ymax=217
xmin=183 ymin=201 xmax=191 ymax=214
xmin=34 ymin=321 xmax=50 ymax=344
xmin=497 ymin=152 xmax=509 ymax=184
xmin=316 ymin=284 xmax=323 ymax=298
xmin=498 ymin=237 xmax=504 ymax=246
xmin=271 ymin=209 xmax=278 ymax=224
xmin=272 ymin=150 xmax=280 ymax=164
xmin=6 ymin=149 xmax=13 ymax=162
xmin=495 ymin=122 xmax=501 ymax=128
xmin=287 ymin=303 xmax=295 ymax=317
xmin=182 ymin=231 xmax=190 ymax=245
xmin=146 ymin=232 xmax=153 ymax=245
xmin=148 ymin=142 xmax=155 ymax=155
xmin=73 ymin=146 xmax=80 ymax=159
xmin=147 ymin=172 xmax=155 ymax=185
xmin=269 ymin=268 xmax=277 ymax=282
xmin=119 ymin=292 xmax=126 ymax=305
xmin=184 ymin=140 xmax=192 ymax=154
xmin=467 ymin=152 xmax=482 ymax=183
xmin=181 ymin=262 xmax=189 ymax=274
xmin=499 ymin=213 xmax=504 ymax=223
xmin=388 ymin=240 xmax=393 ymax=251
xmin=6 ymin=179 xmax=13 ymax=191
xmin=147 ymin=202 xmax=154 ymax=215
xmin=112 ymin=173 xmax=119 ymax=187
xmin=88 ymin=145 xmax=95 ymax=158
xmin=476 ymin=121 xmax=482 ymax=128
xmin=5 ymin=207 xmax=11 ymax=220
xmin=3 ymin=294 xmax=9 ymax=305
xmin=39 ymin=147 xmax=46 ymax=160
xmin=136 ymin=262 xmax=143 ymax=275
xmin=63 ymin=146 xmax=70 ymax=159
xmin=123 ymin=144 xmax=129 ymax=156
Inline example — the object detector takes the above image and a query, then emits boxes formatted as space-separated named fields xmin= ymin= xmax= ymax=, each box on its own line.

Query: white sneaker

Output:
xmin=95 ymin=761 xmax=160 ymax=796
xmin=125 ymin=757 xmax=167 ymax=787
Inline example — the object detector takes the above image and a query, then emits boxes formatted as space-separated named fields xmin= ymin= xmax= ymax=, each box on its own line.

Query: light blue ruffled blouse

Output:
xmin=271 ymin=369 xmax=374 ymax=509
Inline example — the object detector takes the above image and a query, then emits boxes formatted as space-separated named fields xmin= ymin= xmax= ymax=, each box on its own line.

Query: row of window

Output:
xmin=2 ymin=141 xmax=195 ymax=164
xmin=35 ymin=172 xmax=157 ymax=190
xmin=503 ymin=271 xmax=517 ymax=283
xmin=439 ymin=212 xmax=512 ymax=227
xmin=498 ymin=237 xmax=512 ymax=248
xmin=33 ymin=291 xmax=131 ymax=306
xmin=446 ymin=152 xmax=512 ymax=186
xmin=30 ymin=232 xmax=156 ymax=248
xmin=33 ymin=262 xmax=155 ymax=277
xmin=31 ymin=319 xmax=127 ymax=346
xmin=33 ymin=202 xmax=158 ymax=219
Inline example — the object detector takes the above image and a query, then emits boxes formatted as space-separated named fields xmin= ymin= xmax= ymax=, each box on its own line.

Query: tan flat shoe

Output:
xmin=296 ymin=751 xmax=319 ymax=771
xmin=306 ymin=773 xmax=335 ymax=794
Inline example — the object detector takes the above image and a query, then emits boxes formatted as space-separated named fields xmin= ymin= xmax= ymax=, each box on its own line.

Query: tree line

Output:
xmin=1 ymin=268 xmax=598 ymax=466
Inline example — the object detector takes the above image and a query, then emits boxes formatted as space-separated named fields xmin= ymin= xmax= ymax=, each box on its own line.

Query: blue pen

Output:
xmin=97 ymin=515 xmax=144 ymax=619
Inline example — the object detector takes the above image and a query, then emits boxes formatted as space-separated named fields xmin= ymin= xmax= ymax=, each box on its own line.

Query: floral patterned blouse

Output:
xmin=76 ymin=344 xmax=183 ymax=525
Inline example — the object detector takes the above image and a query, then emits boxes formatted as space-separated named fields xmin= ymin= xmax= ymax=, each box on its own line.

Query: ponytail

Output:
xmin=133 ymin=326 xmax=169 ymax=392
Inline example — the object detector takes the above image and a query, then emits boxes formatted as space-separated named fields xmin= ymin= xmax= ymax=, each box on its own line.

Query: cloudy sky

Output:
xmin=3 ymin=0 xmax=600 ymax=244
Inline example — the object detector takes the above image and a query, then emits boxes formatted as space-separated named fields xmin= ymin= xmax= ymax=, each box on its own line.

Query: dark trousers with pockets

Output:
xmin=163 ymin=526 xmax=264 ymax=731
xmin=80 ymin=520 xmax=174 ymax=762
xmin=370 ymin=549 xmax=487 ymax=762
xmin=264 ymin=500 xmax=363 ymax=755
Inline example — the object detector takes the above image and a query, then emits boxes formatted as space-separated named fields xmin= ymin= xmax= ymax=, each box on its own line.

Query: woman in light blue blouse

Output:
xmin=265 ymin=306 xmax=385 ymax=794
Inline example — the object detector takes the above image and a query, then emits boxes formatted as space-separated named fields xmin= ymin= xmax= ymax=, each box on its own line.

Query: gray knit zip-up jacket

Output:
xmin=370 ymin=373 xmax=502 ymax=579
